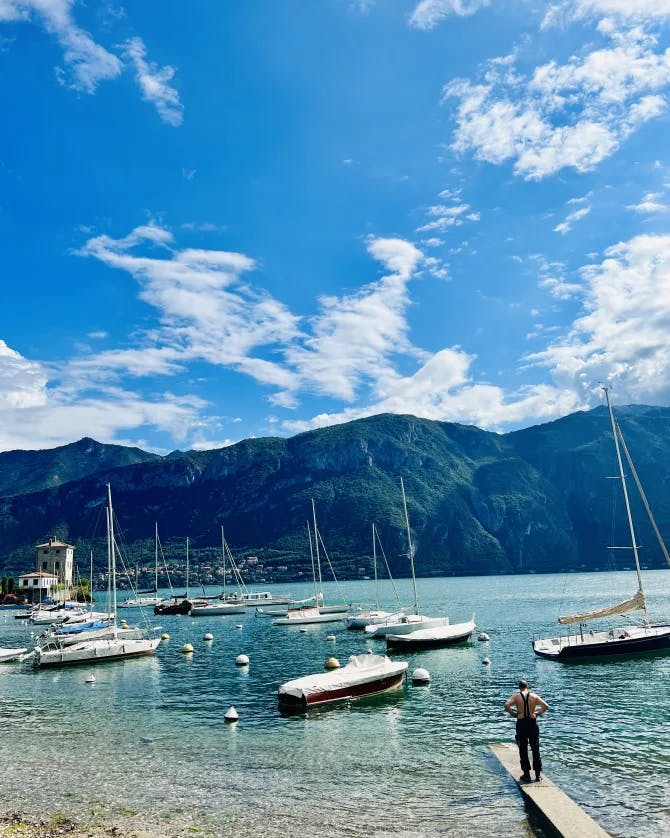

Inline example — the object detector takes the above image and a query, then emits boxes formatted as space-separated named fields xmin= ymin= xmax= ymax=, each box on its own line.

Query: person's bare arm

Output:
xmin=532 ymin=695 xmax=549 ymax=717
xmin=504 ymin=695 xmax=518 ymax=716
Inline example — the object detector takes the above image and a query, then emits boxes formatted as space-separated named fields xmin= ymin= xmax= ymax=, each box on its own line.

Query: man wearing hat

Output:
xmin=504 ymin=679 xmax=549 ymax=782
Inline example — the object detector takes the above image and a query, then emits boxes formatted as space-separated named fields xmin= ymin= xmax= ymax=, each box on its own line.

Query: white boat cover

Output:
xmin=386 ymin=619 xmax=475 ymax=645
xmin=558 ymin=590 xmax=645 ymax=625
xmin=278 ymin=654 xmax=408 ymax=703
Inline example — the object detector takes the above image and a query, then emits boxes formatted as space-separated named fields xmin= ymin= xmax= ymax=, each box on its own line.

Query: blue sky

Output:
xmin=2 ymin=0 xmax=670 ymax=453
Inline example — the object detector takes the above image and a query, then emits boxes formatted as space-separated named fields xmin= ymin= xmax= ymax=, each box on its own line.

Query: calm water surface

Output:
xmin=1 ymin=571 xmax=669 ymax=837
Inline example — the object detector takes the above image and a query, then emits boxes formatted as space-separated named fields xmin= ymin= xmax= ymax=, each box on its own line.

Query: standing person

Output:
xmin=504 ymin=679 xmax=549 ymax=782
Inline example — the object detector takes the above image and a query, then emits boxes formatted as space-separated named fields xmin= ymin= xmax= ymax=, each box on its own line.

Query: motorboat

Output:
xmin=278 ymin=653 xmax=408 ymax=707
xmin=386 ymin=617 xmax=476 ymax=650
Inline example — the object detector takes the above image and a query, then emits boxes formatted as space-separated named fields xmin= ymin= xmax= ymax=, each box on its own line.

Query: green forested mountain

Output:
xmin=1 ymin=408 xmax=669 ymax=580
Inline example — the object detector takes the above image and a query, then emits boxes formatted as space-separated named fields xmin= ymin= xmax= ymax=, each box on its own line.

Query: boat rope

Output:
xmin=617 ymin=420 xmax=670 ymax=569
xmin=316 ymin=528 xmax=348 ymax=605
xmin=374 ymin=527 xmax=403 ymax=610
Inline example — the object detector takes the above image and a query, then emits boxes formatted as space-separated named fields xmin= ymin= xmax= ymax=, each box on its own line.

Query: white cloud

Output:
xmin=409 ymin=0 xmax=491 ymax=30
xmin=444 ymin=26 xmax=670 ymax=179
xmin=122 ymin=37 xmax=183 ymax=127
xmin=416 ymin=194 xmax=480 ymax=234
xmin=281 ymin=237 xmax=424 ymax=403
xmin=529 ymin=234 xmax=670 ymax=404
xmin=76 ymin=223 xmax=299 ymax=391
xmin=627 ymin=191 xmax=667 ymax=213
xmin=554 ymin=205 xmax=591 ymax=234
xmin=544 ymin=1 xmax=670 ymax=27
xmin=0 ymin=0 xmax=122 ymax=92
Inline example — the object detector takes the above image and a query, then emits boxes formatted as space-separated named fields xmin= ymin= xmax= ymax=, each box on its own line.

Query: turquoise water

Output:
xmin=1 ymin=571 xmax=669 ymax=837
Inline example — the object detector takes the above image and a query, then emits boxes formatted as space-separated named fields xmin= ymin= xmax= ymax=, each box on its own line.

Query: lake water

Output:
xmin=1 ymin=570 xmax=669 ymax=837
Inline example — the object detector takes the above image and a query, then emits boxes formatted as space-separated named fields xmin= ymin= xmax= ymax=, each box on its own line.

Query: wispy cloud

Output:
xmin=416 ymin=190 xmax=480 ymax=234
xmin=409 ymin=0 xmax=491 ymax=30
xmin=544 ymin=1 xmax=670 ymax=27
xmin=554 ymin=205 xmax=591 ymax=234
xmin=444 ymin=24 xmax=670 ymax=179
xmin=121 ymin=37 xmax=183 ymax=127
xmin=627 ymin=191 xmax=667 ymax=214
xmin=0 ymin=3 xmax=183 ymax=123
xmin=0 ymin=0 xmax=122 ymax=92
xmin=529 ymin=234 xmax=670 ymax=404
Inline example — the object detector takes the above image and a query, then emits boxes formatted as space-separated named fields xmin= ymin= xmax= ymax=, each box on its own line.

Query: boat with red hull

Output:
xmin=278 ymin=654 xmax=408 ymax=708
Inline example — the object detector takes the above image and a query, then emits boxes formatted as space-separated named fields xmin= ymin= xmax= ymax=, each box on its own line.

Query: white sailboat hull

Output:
xmin=190 ymin=602 xmax=247 ymax=616
xmin=365 ymin=614 xmax=449 ymax=638
xmin=386 ymin=618 xmax=476 ymax=650
xmin=273 ymin=607 xmax=344 ymax=626
xmin=35 ymin=636 xmax=161 ymax=667
xmin=345 ymin=609 xmax=402 ymax=629
xmin=0 ymin=647 xmax=28 ymax=663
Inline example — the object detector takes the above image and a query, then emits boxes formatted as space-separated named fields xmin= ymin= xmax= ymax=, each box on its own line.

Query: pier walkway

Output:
xmin=490 ymin=743 xmax=611 ymax=838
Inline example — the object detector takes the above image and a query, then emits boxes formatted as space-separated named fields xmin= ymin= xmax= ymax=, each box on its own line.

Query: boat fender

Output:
xmin=224 ymin=706 xmax=239 ymax=723
xmin=181 ymin=643 xmax=194 ymax=654
xmin=411 ymin=668 xmax=431 ymax=684
xmin=235 ymin=654 xmax=249 ymax=666
xmin=325 ymin=657 xmax=340 ymax=669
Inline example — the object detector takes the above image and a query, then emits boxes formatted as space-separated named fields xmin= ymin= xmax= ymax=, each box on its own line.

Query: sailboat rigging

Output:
xmin=533 ymin=387 xmax=670 ymax=660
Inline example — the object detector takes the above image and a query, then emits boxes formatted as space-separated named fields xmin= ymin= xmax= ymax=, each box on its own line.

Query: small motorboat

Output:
xmin=0 ymin=647 xmax=28 ymax=663
xmin=278 ymin=653 xmax=408 ymax=707
xmin=386 ymin=617 xmax=476 ymax=650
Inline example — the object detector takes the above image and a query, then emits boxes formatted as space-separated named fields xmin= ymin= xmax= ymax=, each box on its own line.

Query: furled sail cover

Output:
xmin=558 ymin=590 xmax=645 ymax=625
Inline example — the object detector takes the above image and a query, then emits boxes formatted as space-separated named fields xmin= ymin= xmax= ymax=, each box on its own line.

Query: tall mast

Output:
xmin=106 ymin=483 xmax=117 ymax=623
xmin=400 ymin=476 xmax=419 ymax=614
xmin=186 ymin=537 xmax=190 ymax=599
xmin=311 ymin=499 xmax=324 ymax=602
xmin=603 ymin=386 xmax=649 ymax=625
xmin=154 ymin=522 xmax=158 ymax=593
xmin=221 ymin=526 xmax=226 ymax=600
xmin=372 ymin=522 xmax=379 ymax=611
xmin=89 ymin=549 xmax=94 ymax=617
xmin=307 ymin=520 xmax=318 ymax=602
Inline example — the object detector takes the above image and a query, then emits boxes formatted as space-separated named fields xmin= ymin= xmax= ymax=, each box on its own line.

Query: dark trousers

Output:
xmin=516 ymin=718 xmax=541 ymax=774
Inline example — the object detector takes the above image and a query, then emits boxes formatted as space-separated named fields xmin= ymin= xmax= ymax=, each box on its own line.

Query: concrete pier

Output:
xmin=490 ymin=743 xmax=611 ymax=838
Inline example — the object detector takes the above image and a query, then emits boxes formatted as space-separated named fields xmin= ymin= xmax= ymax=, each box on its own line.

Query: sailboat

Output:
xmin=154 ymin=536 xmax=192 ymax=615
xmin=272 ymin=502 xmax=346 ymax=626
xmin=533 ymin=387 xmax=670 ymax=661
xmin=190 ymin=529 xmax=247 ymax=616
xmin=345 ymin=523 xmax=404 ymax=629
xmin=365 ymin=478 xmax=456 ymax=639
xmin=34 ymin=484 xmax=161 ymax=667
xmin=119 ymin=523 xmax=162 ymax=608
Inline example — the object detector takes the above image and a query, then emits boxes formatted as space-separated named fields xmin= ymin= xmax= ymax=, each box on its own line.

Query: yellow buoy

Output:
xmin=324 ymin=657 xmax=340 ymax=670
xmin=181 ymin=643 xmax=194 ymax=654
xmin=161 ymin=633 xmax=170 ymax=641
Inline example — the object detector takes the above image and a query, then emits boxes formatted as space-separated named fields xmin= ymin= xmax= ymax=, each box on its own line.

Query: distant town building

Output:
xmin=35 ymin=537 xmax=75 ymax=587
xmin=18 ymin=571 xmax=58 ymax=599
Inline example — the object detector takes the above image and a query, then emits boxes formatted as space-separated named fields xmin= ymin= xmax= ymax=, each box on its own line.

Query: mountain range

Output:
xmin=1 ymin=406 xmax=669 ymax=581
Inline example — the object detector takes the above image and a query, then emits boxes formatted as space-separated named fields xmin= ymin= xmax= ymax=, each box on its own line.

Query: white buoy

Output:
xmin=181 ymin=643 xmax=194 ymax=654
xmin=203 ymin=633 xmax=214 ymax=641
xmin=235 ymin=624 xmax=243 ymax=629
xmin=324 ymin=657 xmax=340 ymax=670
xmin=411 ymin=667 xmax=431 ymax=684
xmin=326 ymin=635 xmax=336 ymax=642
xmin=482 ymin=656 xmax=491 ymax=665
xmin=300 ymin=627 xmax=308 ymax=633
xmin=161 ymin=632 xmax=170 ymax=640
xmin=224 ymin=706 xmax=239 ymax=723
xmin=235 ymin=654 xmax=249 ymax=666
xmin=478 ymin=632 xmax=490 ymax=642
xmin=85 ymin=674 xmax=96 ymax=684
